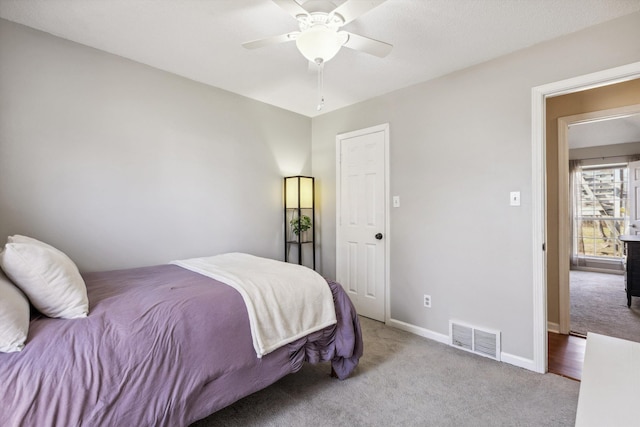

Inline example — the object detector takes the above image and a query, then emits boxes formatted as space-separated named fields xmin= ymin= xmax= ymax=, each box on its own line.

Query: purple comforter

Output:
xmin=0 ymin=264 xmax=362 ymax=426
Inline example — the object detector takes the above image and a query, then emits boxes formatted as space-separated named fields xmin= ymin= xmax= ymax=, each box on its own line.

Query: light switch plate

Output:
xmin=393 ymin=196 xmax=400 ymax=208
xmin=510 ymin=191 xmax=521 ymax=206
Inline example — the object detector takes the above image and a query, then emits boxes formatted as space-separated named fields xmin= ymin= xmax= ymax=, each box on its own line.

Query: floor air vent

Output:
xmin=449 ymin=320 xmax=501 ymax=361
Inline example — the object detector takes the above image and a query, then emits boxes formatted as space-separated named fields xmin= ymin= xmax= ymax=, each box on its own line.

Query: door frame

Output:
xmin=335 ymin=123 xmax=390 ymax=323
xmin=532 ymin=61 xmax=640 ymax=373
xmin=558 ymin=104 xmax=640 ymax=334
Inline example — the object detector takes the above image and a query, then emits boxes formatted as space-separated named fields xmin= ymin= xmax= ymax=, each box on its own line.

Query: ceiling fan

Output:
xmin=242 ymin=0 xmax=393 ymax=65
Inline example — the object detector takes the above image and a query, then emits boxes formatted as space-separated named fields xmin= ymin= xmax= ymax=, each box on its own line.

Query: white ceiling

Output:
xmin=569 ymin=113 xmax=640 ymax=149
xmin=1 ymin=0 xmax=639 ymax=117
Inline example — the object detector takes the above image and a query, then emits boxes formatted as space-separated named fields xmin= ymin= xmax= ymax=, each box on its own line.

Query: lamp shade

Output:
xmin=295 ymin=26 xmax=343 ymax=63
xmin=285 ymin=176 xmax=314 ymax=209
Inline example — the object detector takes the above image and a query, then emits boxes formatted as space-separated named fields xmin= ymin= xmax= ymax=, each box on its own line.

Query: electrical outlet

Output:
xmin=423 ymin=294 xmax=431 ymax=308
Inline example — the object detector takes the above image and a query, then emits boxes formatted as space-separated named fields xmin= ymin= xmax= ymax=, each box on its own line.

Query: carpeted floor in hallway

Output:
xmin=570 ymin=270 xmax=640 ymax=342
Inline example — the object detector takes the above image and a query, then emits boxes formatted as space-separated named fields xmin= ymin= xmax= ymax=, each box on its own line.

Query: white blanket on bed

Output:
xmin=171 ymin=253 xmax=336 ymax=357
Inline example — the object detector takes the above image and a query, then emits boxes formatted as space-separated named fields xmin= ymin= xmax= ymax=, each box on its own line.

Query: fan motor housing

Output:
xmin=298 ymin=11 xmax=344 ymax=31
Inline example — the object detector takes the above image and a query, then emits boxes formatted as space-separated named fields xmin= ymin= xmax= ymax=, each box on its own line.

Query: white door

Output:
xmin=336 ymin=124 xmax=388 ymax=321
xmin=628 ymin=160 xmax=640 ymax=234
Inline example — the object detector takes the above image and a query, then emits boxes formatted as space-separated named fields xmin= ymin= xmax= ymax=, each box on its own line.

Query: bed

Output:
xmin=0 ymin=242 xmax=362 ymax=427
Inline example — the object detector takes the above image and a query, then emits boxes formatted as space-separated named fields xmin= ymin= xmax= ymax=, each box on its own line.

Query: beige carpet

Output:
xmin=570 ymin=270 xmax=640 ymax=342
xmin=192 ymin=317 xmax=578 ymax=426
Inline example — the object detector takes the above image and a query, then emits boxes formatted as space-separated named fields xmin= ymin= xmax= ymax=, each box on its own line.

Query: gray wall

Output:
xmin=0 ymin=19 xmax=311 ymax=271
xmin=311 ymin=12 xmax=640 ymax=360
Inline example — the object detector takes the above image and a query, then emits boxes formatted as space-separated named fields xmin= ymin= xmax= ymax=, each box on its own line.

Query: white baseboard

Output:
xmin=387 ymin=318 xmax=537 ymax=372
xmin=500 ymin=352 xmax=536 ymax=371
xmin=386 ymin=318 xmax=449 ymax=344
xmin=572 ymin=266 xmax=624 ymax=275
xmin=547 ymin=322 xmax=560 ymax=334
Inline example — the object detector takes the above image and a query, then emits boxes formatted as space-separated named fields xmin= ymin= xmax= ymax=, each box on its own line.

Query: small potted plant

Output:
xmin=290 ymin=215 xmax=312 ymax=241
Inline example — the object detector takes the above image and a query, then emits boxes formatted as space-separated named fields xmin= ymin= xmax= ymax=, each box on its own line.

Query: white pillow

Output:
xmin=0 ymin=270 xmax=30 ymax=352
xmin=0 ymin=236 xmax=88 ymax=319
xmin=8 ymin=234 xmax=60 ymax=250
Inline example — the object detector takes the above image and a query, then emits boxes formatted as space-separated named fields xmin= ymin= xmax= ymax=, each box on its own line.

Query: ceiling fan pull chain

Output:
xmin=317 ymin=59 xmax=325 ymax=111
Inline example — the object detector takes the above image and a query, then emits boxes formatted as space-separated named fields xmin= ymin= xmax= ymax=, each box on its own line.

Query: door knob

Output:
xmin=632 ymin=224 xmax=637 ymax=228
xmin=375 ymin=233 xmax=383 ymax=240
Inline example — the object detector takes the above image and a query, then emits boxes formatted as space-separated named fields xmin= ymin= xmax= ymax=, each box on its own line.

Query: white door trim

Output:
xmin=557 ymin=104 xmax=640 ymax=334
xmin=532 ymin=61 xmax=640 ymax=373
xmin=336 ymin=123 xmax=390 ymax=323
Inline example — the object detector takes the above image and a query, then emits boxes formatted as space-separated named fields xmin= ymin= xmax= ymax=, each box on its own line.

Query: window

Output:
xmin=574 ymin=164 xmax=628 ymax=260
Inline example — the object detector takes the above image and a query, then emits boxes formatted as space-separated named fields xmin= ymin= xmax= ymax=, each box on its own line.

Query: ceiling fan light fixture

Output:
xmin=295 ymin=25 xmax=343 ymax=63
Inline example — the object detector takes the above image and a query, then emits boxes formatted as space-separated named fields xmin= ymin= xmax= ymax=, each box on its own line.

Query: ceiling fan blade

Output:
xmin=341 ymin=31 xmax=392 ymax=57
xmin=272 ymin=0 xmax=309 ymax=19
xmin=331 ymin=0 xmax=386 ymax=25
xmin=242 ymin=32 xmax=299 ymax=50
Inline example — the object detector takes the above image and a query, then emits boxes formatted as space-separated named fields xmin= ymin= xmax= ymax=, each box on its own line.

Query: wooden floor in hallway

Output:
xmin=548 ymin=332 xmax=586 ymax=381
